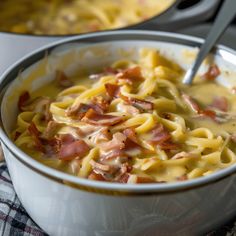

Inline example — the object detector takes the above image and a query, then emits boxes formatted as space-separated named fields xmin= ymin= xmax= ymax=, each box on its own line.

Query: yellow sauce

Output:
xmin=12 ymin=48 xmax=236 ymax=183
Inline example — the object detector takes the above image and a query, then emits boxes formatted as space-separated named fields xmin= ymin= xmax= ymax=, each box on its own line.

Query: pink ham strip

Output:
xmin=182 ymin=93 xmax=218 ymax=121
xmin=117 ymin=66 xmax=144 ymax=82
xmin=55 ymin=70 xmax=73 ymax=88
xmin=28 ymin=122 xmax=45 ymax=153
xmin=120 ymin=94 xmax=153 ymax=111
xmin=99 ymin=132 xmax=126 ymax=152
xmin=211 ymin=96 xmax=228 ymax=112
xmin=182 ymin=94 xmax=201 ymax=113
xmin=201 ymin=64 xmax=220 ymax=81
xmin=58 ymin=140 xmax=90 ymax=161
xmin=105 ymin=83 xmax=120 ymax=98
xmin=82 ymin=109 xmax=124 ymax=126
xmin=42 ymin=121 xmax=62 ymax=140
xmin=18 ymin=91 xmax=30 ymax=111
xmin=149 ymin=124 xmax=179 ymax=150
xmin=123 ymin=128 xmax=139 ymax=144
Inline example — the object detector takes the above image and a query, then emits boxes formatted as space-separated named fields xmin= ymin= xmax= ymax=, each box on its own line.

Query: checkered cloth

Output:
xmin=0 ymin=162 xmax=48 ymax=236
xmin=0 ymin=161 xmax=236 ymax=236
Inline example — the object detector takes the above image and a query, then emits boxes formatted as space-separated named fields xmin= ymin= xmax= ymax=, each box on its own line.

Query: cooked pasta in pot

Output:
xmin=0 ymin=0 xmax=174 ymax=35
xmin=13 ymin=48 xmax=236 ymax=183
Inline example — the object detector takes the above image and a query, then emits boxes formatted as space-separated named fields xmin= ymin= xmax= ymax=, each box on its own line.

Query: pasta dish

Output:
xmin=13 ymin=48 xmax=236 ymax=183
xmin=0 ymin=0 xmax=174 ymax=35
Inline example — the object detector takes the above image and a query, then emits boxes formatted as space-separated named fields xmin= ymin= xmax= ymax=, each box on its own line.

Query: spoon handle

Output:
xmin=183 ymin=0 xmax=236 ymax=84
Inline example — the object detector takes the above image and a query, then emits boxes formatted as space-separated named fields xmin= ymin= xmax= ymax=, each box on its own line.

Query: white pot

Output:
xmin=1 ymin=30 xmax=236 ymax=236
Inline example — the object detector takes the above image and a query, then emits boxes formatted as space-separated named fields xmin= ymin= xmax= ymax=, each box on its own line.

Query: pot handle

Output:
xmin=147 ymin=0 xmax=221 ymax=30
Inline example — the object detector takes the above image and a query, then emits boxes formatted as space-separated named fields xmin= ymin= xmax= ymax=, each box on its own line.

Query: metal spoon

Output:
xmin=183 ymin=0 xmax=236 ymax=85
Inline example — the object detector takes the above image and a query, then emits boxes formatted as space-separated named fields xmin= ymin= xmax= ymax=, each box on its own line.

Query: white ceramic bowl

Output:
xmin=1 ymin=31 xmax=236 ymax=236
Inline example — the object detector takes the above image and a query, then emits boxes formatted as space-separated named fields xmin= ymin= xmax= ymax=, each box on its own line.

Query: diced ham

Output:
xmin=114 ymin=163 xmax=132 ymax=182
xmin=28 ymin=122 xmax=44 ymax=152
xmin=44 ymin=137 xmax=61 ymax=154
xmin=88 ymin=127 xmax=112 ymax=144
xmin=211 ymin=96 xmax=228 ymax=112
xmin=162 ymin=113 xmax=172 ymax=120
xmin=171 ymin=151 xmax=200 ymax=160
xmin=182 ymin=94 xmax=201 ymax=113
xmin=129 ymin=98 xmax=154 ymax=111
xmin=159 ymin=141 xmax=179 ymax=150
xmin=67 ymin=97 xmax=109 ymax=119
xmin=150 ymin=124 xmax=171 ymax=145
xmin=123 ymin=128 xmax=139 ymax=144
xmin=182 ymin=94 xmax=219 ymax=122
xmin=136 ymin=176 xmax=156 ymax=183
xmin=128 ymin=175 xmax=165 ymax=184
xmin=82 ymin=109 xmax=124 ymax=126
xmin=117 ymin=66 xmax=144 ymax=82
xmin=55 ymin=70 xmax=73 ymax=88
xmin=42 ymin=121 xmax=62 ymax=140
xmin=176 ymin=175 xmax=188 ymax=181
xmin=43 ymin=133 xmax=76 ymax=156
xmin=124 ymin=138 xmax=142 ymax=154
xmin=105 ymin=83 xmax=120 ymax=98
xmin=89 ymin=67 xmax=119 ymax=80
xmin=14 ymin=131 xmax=21 ymax=141
xmin=149 ymin=124 xmax=179 ymax=150
xmin=100 ymin=149 xmax=127 ymax=162
xmin=18 ymin=91 xmax=30 ymax=111
xmin=90 ymin=159 xmax=111 ymax=172
xmin=91 ymin=96 xmax=110 ymax=113
xmin=118 ymin=173 xmax=130 ymax=183
xmin=231 ymin=134 xmax=236 ymax=143
xmin=88 ymin=171 xmax=106 ymax=181
xmin=120 ymin=94 xmax=153 ymax=111
xmin=90 ymin=160 xmax=119 ymax=180
xmin=66 ymin=103 xmax=91 ymax=119
xmin=199 ymin=109 xmax=216 ymax=120
xmin=59 ymin=133 xmax=76 ymax=145
xmin=117 ymin=103 xmax=140 ymax=115
xmin=58 ymin=140 xmax=90 ymax=161
xmin=90 ymin=159 xmax=132 ymax=183
xmin=202 ymin=65 xmax=221 ymax=81
xmin=99 ymin=132 xmax=126 ymax=152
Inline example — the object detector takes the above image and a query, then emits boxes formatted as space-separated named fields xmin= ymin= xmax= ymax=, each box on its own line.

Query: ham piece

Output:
xmin=202 ymin=65 xmax=220 ymax=81
xmin=117 ymin=66 xmax=144 ymax=82
xmin=82 ymin=109 xmax=124 ymax=126
xmin=58 ymin=140 xmax=90 ymax=161
xmin=55 ymin=70 xmax=73 ymax=88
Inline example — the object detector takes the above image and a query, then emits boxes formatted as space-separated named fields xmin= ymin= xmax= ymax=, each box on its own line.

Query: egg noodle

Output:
xmin=0 ymin=0 xmax=174 ymax=35
xmin=13 ymin=48 xmax=236 ymax=183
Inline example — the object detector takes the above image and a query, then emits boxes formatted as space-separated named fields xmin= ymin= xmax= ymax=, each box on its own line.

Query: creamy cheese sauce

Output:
xmin=13 ymin=48 xmax=236 ymax=183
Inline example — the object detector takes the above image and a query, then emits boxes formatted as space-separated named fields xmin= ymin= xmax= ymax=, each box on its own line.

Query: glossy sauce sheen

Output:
xmin=13 ymin=48 xmax=236 ymax=183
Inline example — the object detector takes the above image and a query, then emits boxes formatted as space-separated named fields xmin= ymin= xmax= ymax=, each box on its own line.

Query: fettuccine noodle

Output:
xmin=13 ymin=48 xmax=236 ymax=184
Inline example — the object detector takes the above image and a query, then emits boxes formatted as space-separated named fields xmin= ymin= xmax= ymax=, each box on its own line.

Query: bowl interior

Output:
xmin=3 ymin=39 xmax=236 ymax=135
xmin=1 ymin=31 xmax=236 ymax=192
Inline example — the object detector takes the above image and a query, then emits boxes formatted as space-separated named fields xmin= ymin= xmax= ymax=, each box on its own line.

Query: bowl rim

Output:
xmin=1 ymin=29 xmax=236 ymax=194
